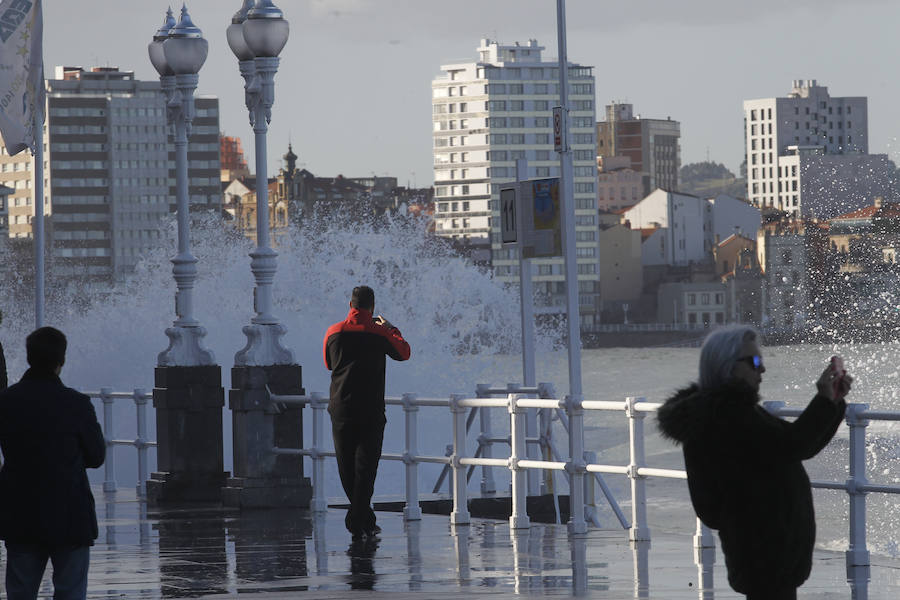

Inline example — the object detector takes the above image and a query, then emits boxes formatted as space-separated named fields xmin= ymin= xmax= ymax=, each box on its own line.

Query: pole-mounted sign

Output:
xmin=553 ymin=106 xmax=567 ymax=153
xmin=501 ymin=178 xmax=561 ymax=257
xmin=500 ymin=186 xmax=517 ymax=243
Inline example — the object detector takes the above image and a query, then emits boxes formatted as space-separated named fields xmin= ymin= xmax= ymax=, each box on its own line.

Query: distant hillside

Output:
xmin=679 ymin=161 xmax=746 ymax=198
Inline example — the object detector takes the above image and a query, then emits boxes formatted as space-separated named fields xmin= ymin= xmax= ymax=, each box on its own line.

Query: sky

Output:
xmin=42 ymin=0 xmax=900 ymax=186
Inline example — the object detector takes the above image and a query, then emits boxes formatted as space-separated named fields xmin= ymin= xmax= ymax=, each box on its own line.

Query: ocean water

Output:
xmin=0 ymin=216 xmax=896 ymax=558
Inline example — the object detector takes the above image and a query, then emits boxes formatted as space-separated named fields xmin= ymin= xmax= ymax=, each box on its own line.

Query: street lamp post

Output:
xmin=225 ymin=0 xmax=310 ymax=510
xmin=146 ymin=6 xmax=227 ymax=505
xmin=151 ymin=5 xmax=214 ymax=366
xmin=229 ymin=0 xmax=293 ymax=366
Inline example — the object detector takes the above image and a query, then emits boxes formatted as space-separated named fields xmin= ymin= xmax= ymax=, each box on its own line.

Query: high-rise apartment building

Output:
xmin=432 ymin=39 xmax=602 ymax=324
xmin=597 ymin=103 xmax=680 ymax=197
xmin=0 ymin=66 xmax=221 ymax=280
xmin=743 ymin=80 xmax=894 ymax=218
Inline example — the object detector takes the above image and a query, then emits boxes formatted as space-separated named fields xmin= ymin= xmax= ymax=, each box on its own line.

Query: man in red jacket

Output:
xmin=323 ymin=286 xmax=411 ymax=540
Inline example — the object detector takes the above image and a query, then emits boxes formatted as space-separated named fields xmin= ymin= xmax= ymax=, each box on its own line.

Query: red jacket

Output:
xmin=323 ymin=308 xmax=410 ymax=422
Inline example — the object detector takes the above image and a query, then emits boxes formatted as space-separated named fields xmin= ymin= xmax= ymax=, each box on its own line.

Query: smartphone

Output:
xmin=830 ymin=355 xmax=845 ymax=395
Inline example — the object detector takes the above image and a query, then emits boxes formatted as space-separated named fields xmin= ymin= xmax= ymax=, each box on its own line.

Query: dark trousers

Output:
xmin=4 ymin=542 xmax=90 ymax=600
xmin=332 ymin=417 xmax=386 ymax=534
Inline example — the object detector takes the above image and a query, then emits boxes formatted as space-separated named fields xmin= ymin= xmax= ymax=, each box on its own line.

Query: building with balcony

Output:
xmin=0 ymin=66 xmax=221 ymax=281
xmin=432 ymin=39 xmax=601 ymax=324
xmin=743 ymin=80 xmax=894 ymax=218
xmin=597 ymin=102 xmax=680 ymax=197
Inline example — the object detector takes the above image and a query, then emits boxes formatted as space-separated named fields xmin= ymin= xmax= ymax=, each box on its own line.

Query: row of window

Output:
xmin=0 ymin=161 xmax=29 ymax=172
xmin=50 ymin=125 xmax=106 ymax=135
xmin=686 ymin=292 xmax=725 ymax=306
xmin=477 ymin=66 xmax=592 ymax=80
xmin=55 ymin=230 xmax=109 ymax=240
xmin=752 ymin=179 xmax=799 ymax=194
xmin=488 ymin=133 xmax=594 ymax=145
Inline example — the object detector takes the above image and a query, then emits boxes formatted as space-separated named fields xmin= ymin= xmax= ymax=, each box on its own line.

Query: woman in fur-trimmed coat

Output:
xmin=657 ymin=326 xmax=849 ymax=600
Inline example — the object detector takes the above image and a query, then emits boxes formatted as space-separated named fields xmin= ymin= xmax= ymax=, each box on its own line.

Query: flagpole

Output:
xmin=34 ymin=104 xmax=44 ymax=328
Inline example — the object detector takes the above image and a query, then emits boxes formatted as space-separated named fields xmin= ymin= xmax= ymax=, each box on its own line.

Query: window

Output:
xmin=534 ymin=100 xmax=549 ymax=111
xmin=701 ymin=293 xmax=710 ymax=305
xmin=688 ymin=293 xmax=696 ymax=305
xmin=510 ymin=100 xmax=524 ymax=111
xmin=535 ymin=117 xmax=550 ymax=127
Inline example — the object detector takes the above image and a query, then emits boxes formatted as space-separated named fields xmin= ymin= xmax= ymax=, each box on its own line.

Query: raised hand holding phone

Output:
xmin=830 ymin=355 xmax=852 ymax=401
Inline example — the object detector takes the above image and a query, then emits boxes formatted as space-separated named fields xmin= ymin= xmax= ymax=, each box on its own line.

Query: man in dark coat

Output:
xmin=0 ymin=327 xmax=106 ymax=599
xmin=323 ymin=286 xmax=411 ymax=540
xmin=0 ymin=337 xmax=7 ymax=391
xmin=657 ymin=325 xmax=849 ymax=600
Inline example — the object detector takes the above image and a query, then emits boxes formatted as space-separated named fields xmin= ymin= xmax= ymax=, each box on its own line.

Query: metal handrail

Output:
xmin=272 ymin=387 xmax=897 ymax=600
xmin=84 ymin=388 xmax=156 ymax=497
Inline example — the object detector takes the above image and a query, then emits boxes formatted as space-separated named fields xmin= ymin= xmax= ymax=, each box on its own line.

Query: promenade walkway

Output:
xmin=22 ymin=487 xmax=899 ymax=598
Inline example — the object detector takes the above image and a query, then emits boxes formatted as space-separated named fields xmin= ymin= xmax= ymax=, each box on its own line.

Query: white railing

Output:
xmin=84 ymin=388 xmax=157 ymax=497
xmin=583 ymin=322 xmax=710 ymax=333
xmin=271 ymin=386 xmax=899 ymax=600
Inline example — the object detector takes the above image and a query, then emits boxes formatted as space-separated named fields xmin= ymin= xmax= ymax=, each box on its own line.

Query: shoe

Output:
xmin=371 ymin=524 xmax=382 ymax=535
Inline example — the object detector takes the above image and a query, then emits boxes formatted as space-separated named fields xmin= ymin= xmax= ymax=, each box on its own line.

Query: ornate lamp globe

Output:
xmin=148 ymin=7 xmax=177 ymax=77
xmin=162 ymin=5 xmax=209 ymax=76
xmin=242 ymin=0 xmax=290 ymax=59
xmin=227 ymin=0 xmax=255 ymax=61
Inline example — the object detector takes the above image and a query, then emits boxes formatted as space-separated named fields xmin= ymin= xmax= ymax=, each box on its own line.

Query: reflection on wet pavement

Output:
xmin=80 ymin=488 xmax=899 ymax=599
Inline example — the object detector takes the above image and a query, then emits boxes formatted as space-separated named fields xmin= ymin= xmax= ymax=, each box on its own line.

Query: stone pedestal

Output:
xmin=148 ymin=365 xmax=229 ymax=504
xmin=224 ymin=364 xmax=312 ymax=508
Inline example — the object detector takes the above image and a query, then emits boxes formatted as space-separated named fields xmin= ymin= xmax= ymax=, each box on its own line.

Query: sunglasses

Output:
xmin=736 ymin=355 xmax=764 ymax=370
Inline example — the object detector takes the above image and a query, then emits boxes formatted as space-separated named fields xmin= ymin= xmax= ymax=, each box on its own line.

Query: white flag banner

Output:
xmin=0 ymin=0 xmax=42 ymax=156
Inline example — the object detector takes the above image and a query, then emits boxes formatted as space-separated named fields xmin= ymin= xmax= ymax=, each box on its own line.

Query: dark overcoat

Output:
xmin=0 ymin=341 xmax=7 ymax=390
xmin=656 ymin=381 xmax=845 ymax=594
xmin=0 ymin=368 xmax=106 ymax=547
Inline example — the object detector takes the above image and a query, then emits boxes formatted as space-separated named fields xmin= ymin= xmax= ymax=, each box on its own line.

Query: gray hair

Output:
xmin=698 ymin=325 xmax=760 ymax=390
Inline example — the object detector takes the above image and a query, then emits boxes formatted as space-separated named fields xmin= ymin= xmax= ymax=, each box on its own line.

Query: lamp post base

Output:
xmin=158 ymin=325 xmax=216 ymax=367
xmin=234 ymin=323 xmax=294 ymax=367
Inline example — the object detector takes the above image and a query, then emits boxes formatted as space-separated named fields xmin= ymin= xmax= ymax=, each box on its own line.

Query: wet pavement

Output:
xmin=17 ymin=487 xmax=900 ymax=598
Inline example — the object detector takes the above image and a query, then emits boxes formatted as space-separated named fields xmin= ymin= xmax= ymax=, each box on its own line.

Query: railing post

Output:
xmin=626 ymin=396 xmax=650 ymax=542
xmin=100 ymin=387 xmax=116 ymax=493
xmin=475 ymin=384 xmax=497 ymax=495
xmin=693 ymin=518 xmax=716 ymax=593
xmin=449 ymin=394 xmax=470 ymax=525
xmin=583 ymin=450 xmax=599 ymax=527
xmin=509 ymin=393 xmax=531 ymax=529
xmin=845 ymin=403 xmax=870 ymax=600
xmin=538 ymin=383 xmax=555 ymax=497
xmin=133 ymin=389 xmax=148 ymax=497
xmin=402 ymin=393 xmax=422 ymax=521
xmin=565 ymin=394 xmax=587 ymax=534
xmin=310 ymin=392 xmax=328 ymax=513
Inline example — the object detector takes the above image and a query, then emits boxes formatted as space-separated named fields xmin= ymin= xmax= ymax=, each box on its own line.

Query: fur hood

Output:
xmin=656 ymin=381 xmax=760 ymax=444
